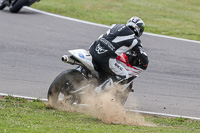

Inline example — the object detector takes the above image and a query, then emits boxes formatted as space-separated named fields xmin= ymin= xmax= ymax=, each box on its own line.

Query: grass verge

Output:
xmin=31 ymin=0 xmax=200 ymax=41
xmin=0 ymin=95 xmax=200 ymax=132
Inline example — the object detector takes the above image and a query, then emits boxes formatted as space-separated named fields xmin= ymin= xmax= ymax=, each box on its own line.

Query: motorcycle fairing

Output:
xmin=116 ymin=53 xmax=144 ymax=77
xmin=68 ymin=49 xmax=95 ymax=72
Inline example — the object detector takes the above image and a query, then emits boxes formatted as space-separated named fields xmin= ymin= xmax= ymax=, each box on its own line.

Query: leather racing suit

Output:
xmin=89 ymin=24 xmax=148 ymax=81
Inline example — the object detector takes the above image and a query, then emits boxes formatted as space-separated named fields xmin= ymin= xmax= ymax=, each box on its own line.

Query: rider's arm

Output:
xmin=132 ymin=43 xmax=149 ymax=70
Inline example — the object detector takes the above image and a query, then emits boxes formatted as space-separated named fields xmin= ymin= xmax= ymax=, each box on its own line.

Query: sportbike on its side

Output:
xmin=47 ymin=49 xmax=144 ymax=107
xmin=0 ymin=0 xmax=39 ymax=13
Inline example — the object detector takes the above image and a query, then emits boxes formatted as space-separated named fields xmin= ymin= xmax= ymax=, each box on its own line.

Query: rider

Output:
xmin=89 ymin=16 xmax=149 ymax=82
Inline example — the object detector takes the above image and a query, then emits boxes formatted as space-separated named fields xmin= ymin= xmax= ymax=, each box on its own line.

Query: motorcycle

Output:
xmin=47 ymin=49 xmax=144 ymax=107
xmin=0 ymin=0 xmax=40 ymax=13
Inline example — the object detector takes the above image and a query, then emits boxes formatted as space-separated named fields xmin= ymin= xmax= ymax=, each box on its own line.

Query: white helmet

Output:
xmin=126 ymin=16 xmax=145 ymax=37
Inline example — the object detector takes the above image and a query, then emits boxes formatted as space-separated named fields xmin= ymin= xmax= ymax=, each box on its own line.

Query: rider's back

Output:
xmin=101 ymin=24 xmax=141 ymax=57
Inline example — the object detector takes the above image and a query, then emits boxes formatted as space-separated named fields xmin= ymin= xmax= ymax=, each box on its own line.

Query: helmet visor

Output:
xmin=138 ymin=24 xmax=145 ymax=37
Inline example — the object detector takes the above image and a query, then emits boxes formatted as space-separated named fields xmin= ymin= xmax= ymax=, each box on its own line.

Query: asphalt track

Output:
xmin=0 ymin=7 xmax=200 ymax=119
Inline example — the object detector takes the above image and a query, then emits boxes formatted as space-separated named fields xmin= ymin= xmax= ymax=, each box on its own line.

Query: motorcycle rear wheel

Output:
xmin=9 ymin=0 xmax=28 ymax=13
xmin=47 ymin=69 xmax=86 ymax=107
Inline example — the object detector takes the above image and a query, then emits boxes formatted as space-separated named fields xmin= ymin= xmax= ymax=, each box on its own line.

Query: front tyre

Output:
xmin=47 ymin=69 xmax=86 ymax=107
xmin=9 ymin=0 xmax=28 ymax=13
xmin=115 ymin=83 xmax=133 ymax=105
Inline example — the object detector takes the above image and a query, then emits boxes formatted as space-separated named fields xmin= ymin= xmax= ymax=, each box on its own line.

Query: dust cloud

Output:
xmin=47 ymin=84 xmax=155 ymax=127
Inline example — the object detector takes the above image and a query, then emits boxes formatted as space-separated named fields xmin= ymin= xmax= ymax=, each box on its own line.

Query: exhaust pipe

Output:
xmin=61 ymin=55 xmax=82 ymax=65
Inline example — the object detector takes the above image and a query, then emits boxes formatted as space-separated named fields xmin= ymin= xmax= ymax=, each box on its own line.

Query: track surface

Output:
xmin=0 ymin=8 xmax=200 ymax=118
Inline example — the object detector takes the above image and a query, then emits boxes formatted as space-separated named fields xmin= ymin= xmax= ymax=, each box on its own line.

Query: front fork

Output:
xmin=9 ymin=0 xmax=19 ymax=8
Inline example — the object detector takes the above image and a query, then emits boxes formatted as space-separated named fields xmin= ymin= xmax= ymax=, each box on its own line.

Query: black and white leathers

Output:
xmin=89 ymin=24 xmax=148 ymax=79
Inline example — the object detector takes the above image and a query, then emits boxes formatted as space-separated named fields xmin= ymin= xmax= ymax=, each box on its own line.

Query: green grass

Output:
xmin=1 ymin=96 xmax=200 ymax=132
xmin=32 ymin=0 xmax=200 ymax=41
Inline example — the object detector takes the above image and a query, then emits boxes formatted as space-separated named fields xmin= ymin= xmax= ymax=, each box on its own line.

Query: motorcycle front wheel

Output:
xmin=9 ymin=0 xmax=28 ymax=13
xmin=47 ymin=69 xmax=86 ymax=107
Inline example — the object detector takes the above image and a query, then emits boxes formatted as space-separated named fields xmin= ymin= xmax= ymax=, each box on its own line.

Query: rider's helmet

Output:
xmin=126 ymin=16 xmax=145 ymax=38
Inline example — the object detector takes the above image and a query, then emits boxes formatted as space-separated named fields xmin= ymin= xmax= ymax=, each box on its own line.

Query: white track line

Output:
xmin=125 ymin=109 xmax=200 ymax=121
xmin=25 ymin=7 xmax=200 ymax=44
xmin=1 ymin=93 xmax=200 ymax=121
xmin=24 ymin=7 xmax=110 ymax=28
xmin=17 ymin=7 xmax=200 ymax=120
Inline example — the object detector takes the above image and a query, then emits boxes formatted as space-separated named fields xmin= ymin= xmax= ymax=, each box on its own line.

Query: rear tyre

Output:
xmin=0 ymin=0 xmax=6 ymax=10
xmin=9 ymin=0 xmax=28 ymax=13
xmin=47 ymin=69 xmax=86 ymax=107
